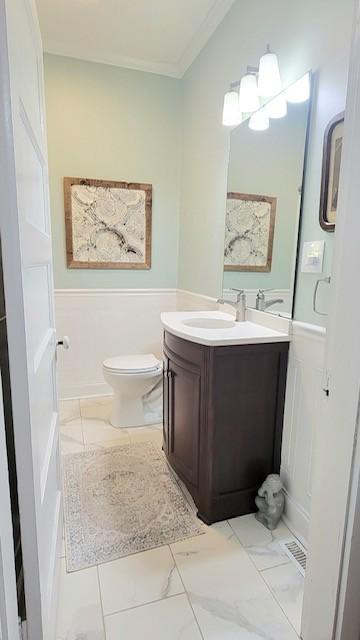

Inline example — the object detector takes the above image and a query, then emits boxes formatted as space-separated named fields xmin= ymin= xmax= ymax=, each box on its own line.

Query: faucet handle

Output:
xmin=258 ymin=288 xmax=273 ymax=295
xmin=230 ymin=288 xmax=244 ymax=294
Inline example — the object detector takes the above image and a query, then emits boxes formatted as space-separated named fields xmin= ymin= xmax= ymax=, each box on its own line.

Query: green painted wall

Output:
xmin=44 ymin=54 xmax=182 ymax=289
xmin=177 ymin=0 xmax=353 ymax=325
xmin=45 ymin=0 xmax=353 ymax=326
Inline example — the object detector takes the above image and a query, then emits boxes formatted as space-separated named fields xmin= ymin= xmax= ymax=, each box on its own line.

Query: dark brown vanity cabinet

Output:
xmin=163 ymin=330 xmax=289 ymax=524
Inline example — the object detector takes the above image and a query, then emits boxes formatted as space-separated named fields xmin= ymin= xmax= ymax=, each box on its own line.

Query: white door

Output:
xmin=0 ymin=0 xmax=62 ymax=638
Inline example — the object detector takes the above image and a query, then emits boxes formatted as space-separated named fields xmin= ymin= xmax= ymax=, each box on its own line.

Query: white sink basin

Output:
xmin=161 ymin=311 xmax=290 ymax=346
xmin=182 ymin=318 xmax=236 ymax=329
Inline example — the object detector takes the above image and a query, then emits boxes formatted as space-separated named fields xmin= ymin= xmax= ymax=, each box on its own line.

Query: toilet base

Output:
xmin=103 ymin=356 xmax=163 ymax=429
xmin=110 ymin=392 xmax=145 ymax=428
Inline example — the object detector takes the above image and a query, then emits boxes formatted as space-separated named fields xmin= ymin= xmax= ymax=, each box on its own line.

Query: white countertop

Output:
xmin=161 ymin=311 xmax=290 ymax=347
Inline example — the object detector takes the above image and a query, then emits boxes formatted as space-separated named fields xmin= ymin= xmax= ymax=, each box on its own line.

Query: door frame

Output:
xmin=0 ymin=6 xmax=22 ymax=637
xmin=301 ymin=1 xmax=360 ymax=638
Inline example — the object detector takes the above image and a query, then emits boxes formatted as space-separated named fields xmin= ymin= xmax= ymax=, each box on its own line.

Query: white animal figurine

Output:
xmin=255 ymin=474 xmax=284 ymax=530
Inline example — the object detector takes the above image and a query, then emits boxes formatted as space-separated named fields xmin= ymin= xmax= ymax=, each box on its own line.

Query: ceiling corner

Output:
xmin=177 ymin=0 xmax=236 ymax=77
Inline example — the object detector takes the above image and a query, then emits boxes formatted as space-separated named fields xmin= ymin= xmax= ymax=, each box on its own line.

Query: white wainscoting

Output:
xmin=55 ymin=289 xmax=179 ymax=399
xmin=281 ymin=321 xmax=326 ymax=546
xmin=176 ymin=289 xmax=219 ymax=311
xmin=55 ymin=288 xmax=219 ymax=399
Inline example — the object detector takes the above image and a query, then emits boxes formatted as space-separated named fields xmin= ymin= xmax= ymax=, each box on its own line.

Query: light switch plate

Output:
xmin=301 ymin=240 xmax=325 ymax=273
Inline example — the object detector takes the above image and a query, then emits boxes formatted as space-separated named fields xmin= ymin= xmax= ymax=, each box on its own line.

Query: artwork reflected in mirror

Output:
xmin=319 ymin=112 xmax=344 ymax=232
xmin=222 ymin=76 xmax=311 ymax=317
xmin=224 ymin=192 xmax=276 ymax=272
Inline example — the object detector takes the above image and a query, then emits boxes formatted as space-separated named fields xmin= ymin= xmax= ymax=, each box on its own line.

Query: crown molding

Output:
xmin=43 ymin=0 xmax=235 ymax=79
xmin=177 ymin=0 xmax=235 ymax=77
xmin=43 ymin=45 xmax=181 ymax=78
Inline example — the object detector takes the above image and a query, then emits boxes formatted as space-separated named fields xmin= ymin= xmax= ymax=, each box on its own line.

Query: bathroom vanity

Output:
xmin=161 ymin=311 xmax=290 ymax=524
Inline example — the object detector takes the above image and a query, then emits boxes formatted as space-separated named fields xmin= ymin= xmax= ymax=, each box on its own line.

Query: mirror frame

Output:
xmin=319 ymin=110 xmax=345 ymax=233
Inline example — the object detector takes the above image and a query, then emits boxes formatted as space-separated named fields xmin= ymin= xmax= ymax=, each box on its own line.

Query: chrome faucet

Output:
xmin=217 ymin=288 xmax=246 ymax=322
xmin=256 ymin=289 xmax=284 ymax=311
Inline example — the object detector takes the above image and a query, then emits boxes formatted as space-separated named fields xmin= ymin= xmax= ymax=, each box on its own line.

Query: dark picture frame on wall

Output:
xmin=319 ymin=111 xmax=345 ymax=232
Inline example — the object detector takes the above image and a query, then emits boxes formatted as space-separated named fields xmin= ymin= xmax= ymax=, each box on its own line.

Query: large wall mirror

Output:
xmin=222 ymin=73 xmax=311 ymax=317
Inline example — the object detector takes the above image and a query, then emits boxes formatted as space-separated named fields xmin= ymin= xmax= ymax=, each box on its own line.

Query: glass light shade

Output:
xmin=249 ymin=109 xmax=269 ymax=131
xmin=265 ymin=94 xmax=287 ymax=119
xmin=257 ymin=51 xmax=282 ymax=97
xmin=239 ymin=74 xmax=260 ymax=113
xmin=285 ymin=73 xmax=310 ymax=103
xmin=222 ymin=90 xmax=242 ymax=126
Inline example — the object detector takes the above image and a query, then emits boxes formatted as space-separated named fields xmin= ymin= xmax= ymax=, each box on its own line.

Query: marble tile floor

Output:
xmin=57 ymin=397 xmax=304 ymax=640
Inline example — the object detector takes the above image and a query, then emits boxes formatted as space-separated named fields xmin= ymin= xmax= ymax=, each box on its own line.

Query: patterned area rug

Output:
xmin=62 ymin=441 xmax=204 ymax=571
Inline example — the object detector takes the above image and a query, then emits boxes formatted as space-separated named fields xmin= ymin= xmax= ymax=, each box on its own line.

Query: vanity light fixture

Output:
xmin=239 ymin=70 xmax=260 ymax=113
xmin=257 ymin=45 xmax=282 ymax=98
xmin=265 ymin=94 xmax=287 ymax=119
xmin=221 ymin=48 xmax=310 ymax=130
xmin=285 ymin=73 xmax=310 ymax=103
xmin=249 ymin=108 xmax=269 ymax=131
xmin=222 ymin=86 xmax=242 ymax=126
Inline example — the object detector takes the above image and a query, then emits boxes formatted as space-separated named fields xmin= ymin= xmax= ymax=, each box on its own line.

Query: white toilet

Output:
xmin=103 ymin=354 xmax=163 ymax=428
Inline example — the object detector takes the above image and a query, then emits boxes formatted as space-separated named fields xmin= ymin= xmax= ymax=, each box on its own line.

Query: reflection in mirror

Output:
xmin=222 ymin=75 xmax=311 ymax=317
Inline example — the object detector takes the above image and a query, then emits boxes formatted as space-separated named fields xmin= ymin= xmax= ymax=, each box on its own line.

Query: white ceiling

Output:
xmin=35 ymin=0 xmax=235 ymax=78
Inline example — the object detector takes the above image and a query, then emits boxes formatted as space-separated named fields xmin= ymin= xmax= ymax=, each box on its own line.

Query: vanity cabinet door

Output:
xmin=166 ymin=352 xmax=200 ymax=488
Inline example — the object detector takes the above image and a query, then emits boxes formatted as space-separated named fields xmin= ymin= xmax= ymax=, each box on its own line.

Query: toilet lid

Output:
xmin=103 ymin=353 xmax=162 ymax=374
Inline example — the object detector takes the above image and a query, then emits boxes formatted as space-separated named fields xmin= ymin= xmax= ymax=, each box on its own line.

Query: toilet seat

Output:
xmin=103 ymin=353 xmax=162 ymax=375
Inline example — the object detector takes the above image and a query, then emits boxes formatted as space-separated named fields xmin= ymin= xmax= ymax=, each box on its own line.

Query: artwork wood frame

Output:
xmin=319 ymin=111 xmax=345 ymax=232
xmin=224 ymin=192 xmax=277 ymax=272
xmin=64 ymin=177 xmax=152 ymax=269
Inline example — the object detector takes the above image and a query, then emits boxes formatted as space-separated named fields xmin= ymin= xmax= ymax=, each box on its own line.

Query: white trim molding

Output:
xmin=43 ymin=1 xmax=235 ymax=79
xmin=54 ymin=288 xmax=178 ymax=296
xmin=177 ymin=0 xmax=236 ymax=77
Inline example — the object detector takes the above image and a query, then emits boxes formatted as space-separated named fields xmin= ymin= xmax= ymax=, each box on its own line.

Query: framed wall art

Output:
xmin=319 ymin=112 xmax=345 ymax=232
xmin=64 ymin=177 xmax=152 ymax=269
xmin=224 ymin=192 xmax=277 ymax=272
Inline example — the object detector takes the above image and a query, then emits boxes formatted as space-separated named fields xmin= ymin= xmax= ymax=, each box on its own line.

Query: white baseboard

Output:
xmin=282 ymin=486 xmax=310 ymax=548
xmin=61 ymin=382 xmax=112 ymax=400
